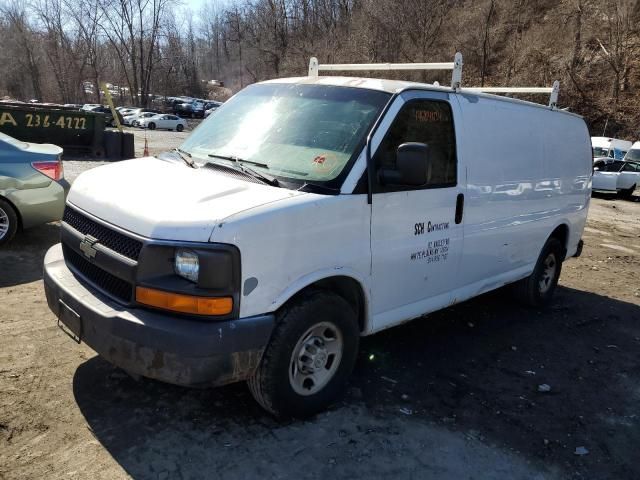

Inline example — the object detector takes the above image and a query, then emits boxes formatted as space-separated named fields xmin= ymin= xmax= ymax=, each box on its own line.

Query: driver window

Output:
xmin=374 ymin=99 xmax=456 ymax=192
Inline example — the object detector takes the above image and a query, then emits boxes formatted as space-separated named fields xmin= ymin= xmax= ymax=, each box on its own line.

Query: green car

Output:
xmin=0 ymin=132 xmax=69 ymax=245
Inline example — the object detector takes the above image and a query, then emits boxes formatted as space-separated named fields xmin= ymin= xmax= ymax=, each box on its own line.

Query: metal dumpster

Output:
xmin=0 ymin=103 xmax=105 ymax=157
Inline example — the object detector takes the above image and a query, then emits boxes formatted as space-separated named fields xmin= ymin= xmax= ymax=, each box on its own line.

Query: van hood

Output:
xmin=67 ymin=157 xmax=304 ymax=242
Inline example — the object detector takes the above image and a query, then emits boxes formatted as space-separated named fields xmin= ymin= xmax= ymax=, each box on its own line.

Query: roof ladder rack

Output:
xmin=308 ymin=53 xmax=559 ymax=108
xmin=308 ymin=52 xmax=464 ymax=90
xmin=462 ymin=80 xmax=560 ymax=108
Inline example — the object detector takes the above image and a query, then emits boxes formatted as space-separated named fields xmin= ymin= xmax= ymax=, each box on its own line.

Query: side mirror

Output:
xmin=379 ymin=142 xmax=430 ymax=186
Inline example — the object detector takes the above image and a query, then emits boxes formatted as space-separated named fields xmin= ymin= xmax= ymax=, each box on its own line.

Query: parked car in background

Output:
xmin=86 ymin=106 xmax=124 ymax=127
xmin=204 ymin=101 xmax=223 ymax=117
xmin=192 ymin=101 xmax=206 ymax=118
xmin=0 ymin=132 xmax=69 ymax=245
xmin=81 ymin=104 xmax=101 ymax=111
xmin=592 ymin=159 xmax=640 ymax=198
xmin=591 ymin=136 xmax=632 ymax=162
xmin=175 ymin=100 xmax=198 ymax=118
xmin=128 ymin=112 xmax=160 ymax=127
xmin=138 ymin=114 xmax=186 ymax=131
xmin=122 ymin=108 xmax=161 ymax=126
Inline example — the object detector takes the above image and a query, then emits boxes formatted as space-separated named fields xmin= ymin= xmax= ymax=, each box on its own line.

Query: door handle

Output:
xmin=455 ymin=193 xmax=464 ymax=224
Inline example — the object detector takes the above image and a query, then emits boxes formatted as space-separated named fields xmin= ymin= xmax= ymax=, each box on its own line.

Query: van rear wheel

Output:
xmin=248 ymin=290 xmax=359 ymax=418
xmin=513 ymin=237 xmax=564 ymax=307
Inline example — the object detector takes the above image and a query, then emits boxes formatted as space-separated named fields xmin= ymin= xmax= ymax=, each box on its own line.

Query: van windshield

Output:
xmin=179 ymin=83 xmax=390 ymax=187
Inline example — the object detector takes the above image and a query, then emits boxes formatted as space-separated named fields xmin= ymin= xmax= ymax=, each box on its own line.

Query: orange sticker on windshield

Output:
xmin=312 ymin=153 xmax=337 ymax=173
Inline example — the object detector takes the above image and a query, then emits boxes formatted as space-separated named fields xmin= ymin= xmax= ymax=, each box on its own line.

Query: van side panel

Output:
xmin=455 ymin=94 xmax=590 ymax=295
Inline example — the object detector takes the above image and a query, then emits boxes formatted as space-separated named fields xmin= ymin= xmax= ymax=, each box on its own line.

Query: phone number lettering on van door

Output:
xmin=410 ymin=237 xmax=450 ymax=263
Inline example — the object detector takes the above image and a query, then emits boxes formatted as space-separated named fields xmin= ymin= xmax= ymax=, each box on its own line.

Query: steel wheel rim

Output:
xmin=538 ymin=253 xmax=557 ymax=294
xmin=0 ymin=206 xmax=9 ymax=240
xmin=289 ymin=321 xmax=343 ymax=396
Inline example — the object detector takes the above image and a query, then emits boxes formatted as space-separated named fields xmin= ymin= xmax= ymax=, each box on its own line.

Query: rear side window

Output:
xmin=374 ymin=99 xmax=456 ymax=191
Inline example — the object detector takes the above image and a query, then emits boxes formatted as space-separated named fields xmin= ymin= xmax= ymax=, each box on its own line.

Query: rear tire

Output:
xmin=248 ymin=290 xmax=359 ymax=418
xmin=0 ymin=199 xmax=18 ymax=246
xmin=513 ymin=237 xmax=564 ymax=307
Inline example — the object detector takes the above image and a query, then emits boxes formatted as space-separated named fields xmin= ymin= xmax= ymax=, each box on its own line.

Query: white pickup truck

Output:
xmin=44 ymin=55 xmax=591 ymax=417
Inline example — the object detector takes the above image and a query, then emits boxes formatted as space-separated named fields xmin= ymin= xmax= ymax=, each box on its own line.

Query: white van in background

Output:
xmin=591 ymin=136 xmax=632 ymax=162
xmin=43 ymin=54 xmax=592 ymax=417
xmin=623 ymin=141 xmax=640 ymax=162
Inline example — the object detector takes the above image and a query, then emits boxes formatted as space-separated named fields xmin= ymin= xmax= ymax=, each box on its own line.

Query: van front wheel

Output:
xmin=248 ymin=290 xmax=359 ymax=418
xmin=513 ymin=237 xmax=564 ymax=307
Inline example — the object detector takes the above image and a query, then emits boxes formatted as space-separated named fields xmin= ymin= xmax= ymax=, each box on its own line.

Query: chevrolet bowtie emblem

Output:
xmin=79 ymin=235 xmax=99 ymax=259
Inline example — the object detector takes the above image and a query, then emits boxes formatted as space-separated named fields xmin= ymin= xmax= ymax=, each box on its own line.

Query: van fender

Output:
xmin=270 ymin=267 xmax=372 ymax=333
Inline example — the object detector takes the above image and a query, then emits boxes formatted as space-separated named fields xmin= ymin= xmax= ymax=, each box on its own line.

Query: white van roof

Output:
xmin=591 ymin=136 xmax=632 ymax=149
xmin=260 ymin=75 xmax=582 ymax=118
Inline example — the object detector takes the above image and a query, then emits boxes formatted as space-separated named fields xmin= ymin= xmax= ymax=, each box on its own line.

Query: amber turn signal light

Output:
xmin=136 ymin=287 xmax=233 ymax=315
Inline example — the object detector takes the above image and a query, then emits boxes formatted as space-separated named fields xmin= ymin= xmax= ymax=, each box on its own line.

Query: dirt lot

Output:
xmin=1 ymin=167 xmax=639 ymax=479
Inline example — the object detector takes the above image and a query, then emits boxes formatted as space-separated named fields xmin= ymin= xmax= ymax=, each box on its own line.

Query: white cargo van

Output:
xmin=44 ymin=54 xmax=592 ymax=417
xmin=591 ymin=136 xmax=632 ymax=162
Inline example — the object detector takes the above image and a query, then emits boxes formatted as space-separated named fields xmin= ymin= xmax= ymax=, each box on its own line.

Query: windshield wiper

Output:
xmin=207 ymin=154 xmax=279 ymax=187
xmin=175 ymin=148 xmax=197 ymax=168
xmin=297 ymin=182 xmax=341 ymax=195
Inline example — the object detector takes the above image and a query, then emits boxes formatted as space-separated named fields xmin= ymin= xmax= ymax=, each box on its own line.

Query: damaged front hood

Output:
xmin=67 ymin=157 xmax=303 ymax=241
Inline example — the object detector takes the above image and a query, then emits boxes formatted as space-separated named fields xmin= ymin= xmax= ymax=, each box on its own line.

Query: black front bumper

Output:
xmin=43 ymin=243 xmax=275 ymax=387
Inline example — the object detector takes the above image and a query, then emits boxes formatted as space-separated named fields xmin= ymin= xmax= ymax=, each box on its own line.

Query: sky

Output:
xmin=182 ymin=0 xmax=207 ymax=11
xmin=180 ymin=0 xmax=233 ymax=14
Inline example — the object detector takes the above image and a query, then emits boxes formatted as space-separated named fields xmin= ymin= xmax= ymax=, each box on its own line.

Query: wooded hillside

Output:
xmin=1 ymin=0 xmax=638 ymax=138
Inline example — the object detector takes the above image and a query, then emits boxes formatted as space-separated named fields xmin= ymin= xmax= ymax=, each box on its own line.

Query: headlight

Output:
xmin=174 ymin=248 xmax=199 ymax=282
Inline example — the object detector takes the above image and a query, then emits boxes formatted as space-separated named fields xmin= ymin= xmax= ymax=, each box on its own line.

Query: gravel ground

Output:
xmin=0 ymin=178 xmax=639 ymax=478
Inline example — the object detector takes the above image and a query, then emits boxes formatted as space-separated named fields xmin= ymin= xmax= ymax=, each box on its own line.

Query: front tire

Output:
xmin=148 ymin=122 xmax=156 ymax=130
xmin=176 ymin=124 xmax=184 ymax=132
xmin=248 ymin=290 xmax=359 ymax=418
xmin=513 ymin=237 xmax=564 ymax=307
xmin=0 ymin=199 xmax=18 ymax=246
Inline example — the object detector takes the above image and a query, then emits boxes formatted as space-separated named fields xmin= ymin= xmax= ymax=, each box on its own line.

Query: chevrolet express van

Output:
xmin=44 ymin=57 xmax=591 ymax=417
